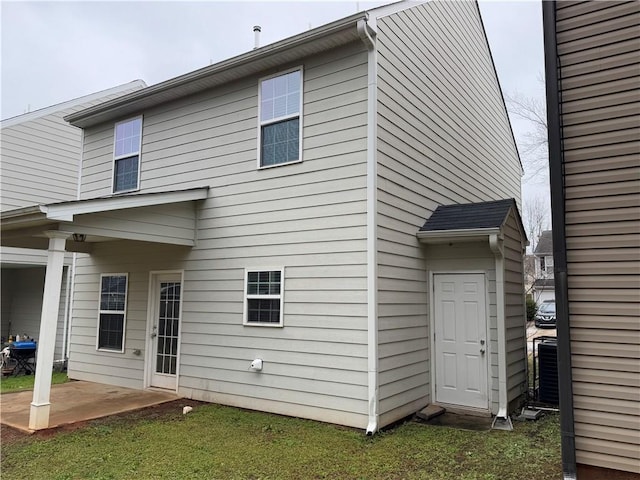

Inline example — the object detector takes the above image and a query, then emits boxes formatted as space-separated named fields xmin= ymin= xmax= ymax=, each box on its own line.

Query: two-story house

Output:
xmin=1 ymin=0 xmax=527 ymax=432
xmin=532 ymin=230 xmax=555 ymax=304
xmin=1 ymin=81 xmax=145 ymax=366
xmin=543 ymin=1 xmax=640 ymax=477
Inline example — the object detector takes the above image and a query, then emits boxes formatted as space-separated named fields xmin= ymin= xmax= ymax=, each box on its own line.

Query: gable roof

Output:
xmin=417 ymin=198 xmax=527 ymax=246
xmin=534 ymin=230 xmax=553 ymax=255
xmin=419 ymin=198 xmax=520 ymax=232
xmin=64 ymin=1 xmax=423 ymax=129
xmin=1 ymin=80 xmax=146 ymax=128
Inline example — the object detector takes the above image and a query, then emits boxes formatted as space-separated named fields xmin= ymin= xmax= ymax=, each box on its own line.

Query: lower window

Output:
xmin=244 ymin=269 xmax=284 ymax=326
xmin=98 ymin=274 xmax=128 ymax=351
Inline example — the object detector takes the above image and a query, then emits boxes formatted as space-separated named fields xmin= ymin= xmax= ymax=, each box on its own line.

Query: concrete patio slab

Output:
xmin=0 ymin=380 xmax=179 ymax=432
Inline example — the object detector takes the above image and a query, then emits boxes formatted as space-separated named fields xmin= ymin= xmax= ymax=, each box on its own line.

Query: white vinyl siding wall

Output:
xmin=73 ymin=42 xmax=372 ymax=428
xmin=374 ymin=1 xmax=521 ymax=423
xmin=554 ymin=1 xmax=640 ymax=474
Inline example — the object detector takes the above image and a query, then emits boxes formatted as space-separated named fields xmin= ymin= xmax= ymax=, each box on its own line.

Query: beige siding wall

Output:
xmin=374 ymin=0 xmax=521 ymax=423
xmin=555 ymin=1 xmax=640 ymax=474
xmin=73 ymin=43 xmax=371 ymax=428
xmin=503 ymin=213 xmax=527 ymax=407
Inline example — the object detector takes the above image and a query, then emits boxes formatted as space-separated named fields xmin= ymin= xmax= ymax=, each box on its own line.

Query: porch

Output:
xmin=0 ymin=380 xmax=179 ymax=432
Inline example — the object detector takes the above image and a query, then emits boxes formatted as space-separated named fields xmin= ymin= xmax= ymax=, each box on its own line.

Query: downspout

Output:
xmin=542 ymin=2 xmax=576 ymax=478
xmin=60 ymin=265 xmax=72 ymax=362
xmin=489 ymin=233 xmax=512 ymax=430
xmin=357 ymin=15 xmax=379 ymax=436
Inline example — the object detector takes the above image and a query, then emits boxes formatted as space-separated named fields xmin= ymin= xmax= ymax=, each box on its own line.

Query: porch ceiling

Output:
xmin=1 ymin=187 xmax=209 ymax=252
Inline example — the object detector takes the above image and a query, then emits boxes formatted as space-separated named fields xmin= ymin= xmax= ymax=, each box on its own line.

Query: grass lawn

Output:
xmin=0 ymin=372 xmax=69 ymax=394
xmin=1 ymin=400 xmax=561 ymax=480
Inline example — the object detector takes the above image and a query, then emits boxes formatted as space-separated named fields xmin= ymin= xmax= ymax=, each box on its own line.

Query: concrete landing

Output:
xmin=0 ymin=380 xmax=179 ymax=432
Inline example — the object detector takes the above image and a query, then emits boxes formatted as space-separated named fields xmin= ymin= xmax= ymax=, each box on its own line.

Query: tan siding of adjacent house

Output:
xmin=72 ymin=43 xmax=371 ymax=428
xmin=555 ymin=1 xmax=640 ymax=474
xmin=374 ymin=0 xmax=521 ymax=424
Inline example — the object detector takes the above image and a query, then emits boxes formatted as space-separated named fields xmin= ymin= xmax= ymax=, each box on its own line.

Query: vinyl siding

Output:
xmin=73 ymin=43 xmax=371 ymax=428
xmin=555 ymin=1 xmax=640 ymax=474
xmin=502 ymin=212 xmax=527 ymax=408
xmin=374 ymin=0 xmax=521 ymax=423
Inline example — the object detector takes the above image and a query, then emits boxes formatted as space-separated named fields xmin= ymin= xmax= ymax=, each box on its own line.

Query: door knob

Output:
xmin=480 ymin=348 xmax=485 ymax=355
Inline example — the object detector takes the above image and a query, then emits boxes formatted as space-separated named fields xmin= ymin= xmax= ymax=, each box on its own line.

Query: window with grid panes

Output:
xmin=244 ymin=270 xmax=284 ymax=326
xmin=97 ymin=274 xmax=128 ymax=351
xmin=259 ymin=69 xmax=301 ymax=167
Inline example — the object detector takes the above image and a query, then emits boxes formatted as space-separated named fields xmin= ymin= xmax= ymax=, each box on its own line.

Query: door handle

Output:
xmin=151 ymin=332 xmax=157 ymax=338
xmin=480 ymin=348 xmax=485 ymax=355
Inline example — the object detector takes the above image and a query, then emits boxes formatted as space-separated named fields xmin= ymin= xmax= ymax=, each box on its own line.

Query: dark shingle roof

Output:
xmin=534 ymin=230 xmax=553 ymax=255
xmin=419 ymin=199 xmax=518 ymax=232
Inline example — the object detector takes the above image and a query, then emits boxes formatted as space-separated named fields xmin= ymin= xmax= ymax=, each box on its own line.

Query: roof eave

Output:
xmin=417 ymin=227 xmax=502 ymax=244
xmin=64 ymin=12 xmax=368 ymax=129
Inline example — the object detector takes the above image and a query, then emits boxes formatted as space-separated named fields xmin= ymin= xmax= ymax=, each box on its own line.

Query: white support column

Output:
xmin=30 ymin=231 xmax=70 ymax=430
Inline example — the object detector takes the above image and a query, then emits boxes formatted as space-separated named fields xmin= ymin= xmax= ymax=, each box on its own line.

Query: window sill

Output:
xmin=97 ymin=347 xmax=125 ymax=353
xmin=243 ymin=322 xmax=284 ymax=328
xmin=258 ymin=159 xmax=302 ymax=170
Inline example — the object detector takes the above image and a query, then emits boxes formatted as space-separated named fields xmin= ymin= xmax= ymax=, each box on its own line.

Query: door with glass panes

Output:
xmin=148 ymin=274 xmax=181 ymax=390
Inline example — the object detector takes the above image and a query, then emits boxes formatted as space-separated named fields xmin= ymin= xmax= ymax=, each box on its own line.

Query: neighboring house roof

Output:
xmin=419 ymin=198 xmax=520 ymax=232
xmin=534 ymin=230 xmax=553 ymax=255
xmin=1 ymin=80 xmax=146 ymax=127
xmin=533 ymin=279 xmax=555 ymax=288
xmin=63 ymin=1 xmax=427 ymax=129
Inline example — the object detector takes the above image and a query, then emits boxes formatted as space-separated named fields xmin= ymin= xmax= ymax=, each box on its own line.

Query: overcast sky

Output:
xmin=1 ymin=0 xmax=548 ymax=209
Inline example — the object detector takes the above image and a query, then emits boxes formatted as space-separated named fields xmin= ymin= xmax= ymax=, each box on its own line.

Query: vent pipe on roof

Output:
xmin=253 ymin=25 xmax=261 ymax=49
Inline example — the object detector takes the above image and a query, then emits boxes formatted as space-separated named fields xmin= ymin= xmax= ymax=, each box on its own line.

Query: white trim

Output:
xmin=44 ymin=187 xmax=209 ymax=222
xmin=60 ymin=265 xmax=72 ymax=362
xmin=489 ymin=233 xmax=510 ymax=427
xmin=112 ymin=116 xmax=143 ymax=194
xmin=257 ymin=66 xmax=303 ymax=169
xmin=96 ymin=273 xmax=129 ymax=354
xmin=243 ymin=267 xmax=285 ymax=327
xmin=417 ymin=228 xmax=501 ymax=244
xmin=145 ymin=270 xmax=184 ymax=391
xmin=429 ymin=270 xmax=491 ymax=412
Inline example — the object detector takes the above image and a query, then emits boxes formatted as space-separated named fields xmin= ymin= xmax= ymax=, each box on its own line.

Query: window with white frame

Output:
xmin=259 ymin=69 xmax=302 ymax=167
xmin=244 ymin=269 xmax=284 ymax=326
xmin=544 ymin=256 xmax=554 ymax=273
xmin=113 ymin=117 xmax=142 ymax=192
xmin=98 ymin=274 xmax=128 ymax=351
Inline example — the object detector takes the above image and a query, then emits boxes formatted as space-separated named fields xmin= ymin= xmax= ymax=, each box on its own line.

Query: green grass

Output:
xmin=1 ymin=402 xmax=561 ymax=480
xmin=0 ymin=372 xmax=69 ymax=394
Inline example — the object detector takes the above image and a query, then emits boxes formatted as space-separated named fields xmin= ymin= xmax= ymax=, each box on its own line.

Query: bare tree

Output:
xmin=506 ymin=88 xmax=549 ymax=181
xmin=524 ymin=194 xmax=549 ymax=253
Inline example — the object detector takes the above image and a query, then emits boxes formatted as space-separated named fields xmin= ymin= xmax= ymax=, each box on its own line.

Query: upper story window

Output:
xmin=258 ymin=69 xmax=302 ymax=168
xmin=113 ymin=117 xmax=142 ymax=193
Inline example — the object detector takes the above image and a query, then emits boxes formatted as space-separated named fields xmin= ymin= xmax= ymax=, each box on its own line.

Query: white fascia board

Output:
xmin=416 ymin=227 xmax=501 ymax=244
xmin=45 ymin=187 xmax=209 ymax=222
xmin=64 ymin=13 xmax=365 ymax=128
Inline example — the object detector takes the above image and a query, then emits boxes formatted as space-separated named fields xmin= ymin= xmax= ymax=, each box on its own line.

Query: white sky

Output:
xmin=0 ymin=0 xmax=549 ymax=214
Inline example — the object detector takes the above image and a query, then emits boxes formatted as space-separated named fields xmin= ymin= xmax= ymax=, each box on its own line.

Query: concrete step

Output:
xmin=416 ymin=404 xmax=446 ymax=421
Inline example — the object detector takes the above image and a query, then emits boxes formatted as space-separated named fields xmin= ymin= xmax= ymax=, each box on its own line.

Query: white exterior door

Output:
xmin=433 ymin=273 xmax=488 ymax=409
xmin=148 ymin=274 xmax=181 ymax=390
